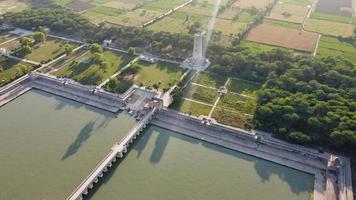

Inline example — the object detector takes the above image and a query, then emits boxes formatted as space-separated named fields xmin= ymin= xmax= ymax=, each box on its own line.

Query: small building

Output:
xmin=103 ymin=39 xmax=112 ymax=47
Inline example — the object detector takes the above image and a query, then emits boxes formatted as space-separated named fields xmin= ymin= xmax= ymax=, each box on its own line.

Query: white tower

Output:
xmin=181 ymin=31 xmax=210 ymax=71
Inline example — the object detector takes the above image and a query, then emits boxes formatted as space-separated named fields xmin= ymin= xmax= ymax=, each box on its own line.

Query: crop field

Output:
xmin=53 ymin=50 xmax=133 ymax=85
xmin=131 ymin=61 xmax=184 ymax=91
xmin=304 ymin=18 xmax=354 ymax=37
xmin=234 ymin=0 xmax=274 ymax=10
xmin=263 ymin=19 xmax=301 ymax=29
xmin=267 ymin=3 xmax=310 ymax=24
xmin=214 ymin=18 xmax=246 ymax=36
xmin=280 ymin=0 xmax=311 ymax=6
xmin=0 ymin=0 xmax=28 ymax=14
xmin=310 ymin=12 xmax=356 ymax=24
xmin=317 ymin=36 xmax=356 ymax=64
xmin=246 ymin=24 xmax=318 ymax=53
xmin=0 ymin=57 xmax=34 ymax=87
xmin=180 ymin=2 xmax=214 ymax=16
xmin=239 ymin=40 xmax=284 ymax=52
xmin=66 ymin=1 xmax=95 ymax=12
xmin=314 ymin=0 xmax=353 ymax=17
xmin=147 ymin=11 xmax=209 ymax=33
xmin=78 ymin=0 xmax=190 ymax=26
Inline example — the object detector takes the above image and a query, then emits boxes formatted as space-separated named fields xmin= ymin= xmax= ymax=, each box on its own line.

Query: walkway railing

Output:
xmin=66 ymin=107 xmax=157 ymax=200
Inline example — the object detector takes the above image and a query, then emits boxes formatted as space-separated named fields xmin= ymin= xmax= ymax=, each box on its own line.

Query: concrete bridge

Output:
xmin=66 ymin=107 xmax=157 ymax=200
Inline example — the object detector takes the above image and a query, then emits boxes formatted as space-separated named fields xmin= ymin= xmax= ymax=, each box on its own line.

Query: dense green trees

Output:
xmin=254 ymin=56 xmax=355 ymax=151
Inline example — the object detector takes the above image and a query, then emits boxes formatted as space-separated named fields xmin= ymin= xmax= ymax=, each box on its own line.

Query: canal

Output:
xmin=86 ymin=126 xmax=314 ymax=200
xmin=0 ymin=90 xmax=137 ymax=200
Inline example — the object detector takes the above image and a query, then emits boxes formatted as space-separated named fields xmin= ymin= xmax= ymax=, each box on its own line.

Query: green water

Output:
xmin=87 ymin=126 xmax=314 ymax=200
xmin=0 ymin=90 xmax=137 ymax=200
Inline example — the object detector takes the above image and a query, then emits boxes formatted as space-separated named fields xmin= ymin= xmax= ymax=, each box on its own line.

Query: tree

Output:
xmin=90 ymin=43 xmax=103 ymax=54
xmin=91 ymin=52 xmax=103 ymax=64
xmin=20 ymin=37 xmax=32 ymax=47
xmin=128 ymin=47 xmax=135 ymax=56
xmin=33 ymin=31 xmax=46 ymax=44
xmin=64 ymin=44 xmax=74 ymax=55
xmin=21 ymin=45 xmax=32 ymax=55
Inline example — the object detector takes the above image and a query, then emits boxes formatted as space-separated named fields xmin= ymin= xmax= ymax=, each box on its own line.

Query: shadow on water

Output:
xmin=61 ymin=121 xmax=96 ymax=160
xmin=82 ymin=126 xmax=313 ymax=199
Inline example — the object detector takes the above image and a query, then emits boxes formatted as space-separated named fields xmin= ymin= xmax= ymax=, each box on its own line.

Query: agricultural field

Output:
xmin=234 ymin=0 xmax=274 ymax=10
xmin=266 ymin=3 xmax=310 ymax=24
xmin=314 ymin=0 xmax=353 ymax=17
xmin=246 ymin=24 xmax=319 ymax=53
xmin=0 ymin=0 xmax=28 ymax=14
xmin=147 ymin=11 xmax=209 ymax=33
xmin=317 ymin=36 xmax=356 ymax=64
xmin=53 ymin=50 xmax=133 ymax=85
xmin=0 ymin=37 xmax=21 ymax=50
xmin=227 ymin=78 xmax=261 ymax=98
xmin=304 ymin=18 xmax=355 ymax=37
xmin=183 ymin=84 xmax=219 ymax=104
xmin=239 ymin=40 xmax=284 ymax=52
xmin=310 ymin=12 xmax=356 ymax=24
xmin=263 ymin=18 xmax=301 ymax=29
xmin=0 ymin=57 xmax=35 ymax=87
xmin=77 ymin=0 xmax=189 ymax=27
xmin=66 ymin=1 xmax=95 ymax=12
xmin=131 ymin=60 xmax=185 ymax=91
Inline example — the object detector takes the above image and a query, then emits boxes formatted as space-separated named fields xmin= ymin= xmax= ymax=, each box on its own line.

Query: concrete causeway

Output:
xmin=67 ymin=107 xmax=157 ymax=200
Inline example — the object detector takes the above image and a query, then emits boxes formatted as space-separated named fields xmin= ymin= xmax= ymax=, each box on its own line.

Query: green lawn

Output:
xmin=237 ymin=12 xmax=256 ymax=23
xmin=227 ymin=78 xmax=261 ymax=97
xmin=193 ymin=72 xmax=228 ymax=88
xmin=0 ymin=57 xmax=34 ymax=87
xmin=171 ymin=98 xmax=212 ymax=116
xmin=317 ymin=36 xmax=356 ymax=64
xmin=25 ymin=38 xmax=77 ymax=63
xmin=53 ymin=50 xmax=133 ymax=85
xmin=132 ymin=60 xmax=184 ymax=91
xmin=310 ymin=12 xmax=356 ymax=25
xmin=183 ymin=84 xmax=218 ymax=104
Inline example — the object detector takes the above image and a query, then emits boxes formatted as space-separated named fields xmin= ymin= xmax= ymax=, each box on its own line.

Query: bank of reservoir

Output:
xmin=86 ymin=126 xmax=314 ymax=200
xmin=0 ymin=90 xmax=137 ymax=200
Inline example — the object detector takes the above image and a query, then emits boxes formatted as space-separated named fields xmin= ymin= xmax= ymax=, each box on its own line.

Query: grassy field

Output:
xmin=0 ymin=33 xmax=18 ymax=44
xmin=212 ymin=107 xmax=252 ymax=128
xmin=267 ymin=3 xmax=309 ymax=24
xmin=142 ymin=0 xmax=187 ymax=11
xmin=147 ymin=11 xmax=209 ymax=33
xmin=317 ymin=36 xmax=356 ymax=64
xmin=304 ymin=18 xmax=354 ymax=37
xmin=193 ymin=72 xmax=227 ymax=88
xmin=214 ymin=18 xmax=246 ymax=36
xmin=24 ymin=38 xmax=78 ymax=63
xmin=310 ymin=12 xmax=356 ymax=24
xmin=53 ymin=50 xmax=133 ymax=85
xmin=227 ymin=78 xmax=261 ymax=97
xmin=0 ymin=57 xmax=34 ymax=87
xmin=280 ymin=0 xmax=311 ymax=6
xmin=171 ymin=98 xmax=212 ymax=116
xmin=0 ymin=0 xmax=28 ymax=14
xmin=183 ymin=84 xmax=218 ymax=104
xmin=212 ymin=91 xmax=256 ymax=128
xmin=131 ymin=61 xmax=184 ymax=91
